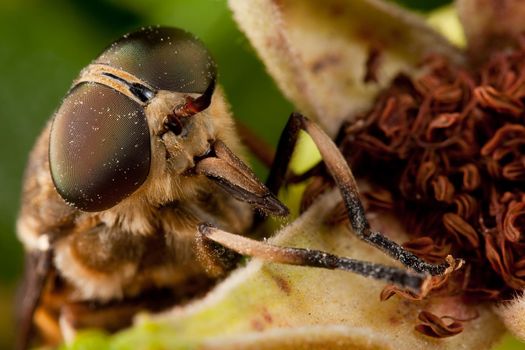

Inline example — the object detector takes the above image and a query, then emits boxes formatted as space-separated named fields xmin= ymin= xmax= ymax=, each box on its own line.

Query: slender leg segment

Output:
xmin=266 ymin=113 xmax=460 ymax=276
xmin=199 ymin=224 xmax=428 ymax=292
xmin=15 ymin=248 xmax=53 ymax=350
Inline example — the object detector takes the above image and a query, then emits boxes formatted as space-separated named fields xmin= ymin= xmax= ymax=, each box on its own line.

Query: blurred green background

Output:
xmin=0 ymin=0 xmax=521 ymax=349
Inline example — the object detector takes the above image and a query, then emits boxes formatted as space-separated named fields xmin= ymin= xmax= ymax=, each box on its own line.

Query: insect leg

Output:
xmin=267 ymin=113 xmax=460 ymax=276
xmin=198 ymin=223 xmax=429 ymax=292
xmin=194 ymin=224 xmax=242 ymax=278
xmin=15 ymin=248 xmax=53 ymax=350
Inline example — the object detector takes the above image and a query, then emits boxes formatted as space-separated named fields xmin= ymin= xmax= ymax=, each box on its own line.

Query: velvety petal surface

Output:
xmin=229 ymin=0 xmax=464 ymax=135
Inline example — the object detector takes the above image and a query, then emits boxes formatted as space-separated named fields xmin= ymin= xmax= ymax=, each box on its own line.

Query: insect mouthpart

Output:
xmin=191 ymin=139 xmax=289 ymax=217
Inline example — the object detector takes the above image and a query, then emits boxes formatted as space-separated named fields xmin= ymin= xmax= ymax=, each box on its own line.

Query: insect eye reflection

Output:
xmin=49 ymin=82 xmax=151 ymax=212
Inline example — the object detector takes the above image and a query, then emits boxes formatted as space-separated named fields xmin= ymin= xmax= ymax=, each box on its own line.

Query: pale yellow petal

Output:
xmin=229 ymin=0 xmax=464 ymax=136
xmin=426 ymin=5 xmax=466 ymax=48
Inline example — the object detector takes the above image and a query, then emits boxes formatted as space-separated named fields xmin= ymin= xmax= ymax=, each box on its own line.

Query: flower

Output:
xmin=67 ymin=0 xmax=525 ymax=349
xmin=226 ymin=0 xmax=525 ymax=346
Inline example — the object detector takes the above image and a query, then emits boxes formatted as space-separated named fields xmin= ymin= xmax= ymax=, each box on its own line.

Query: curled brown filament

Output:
xmin=415 ymin=311 xmax=465 ymax=338
xmin=335 ymin=43 xmax=525 ymax=313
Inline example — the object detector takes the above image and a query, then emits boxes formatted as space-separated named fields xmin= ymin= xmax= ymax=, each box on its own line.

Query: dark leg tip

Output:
xmin=198 ymin=223 xmax=215 ymax=236
xmin=291 ymin=112 xmax=309 ymax=123
xmin=263 ymin=194 xmax=290 ymax=217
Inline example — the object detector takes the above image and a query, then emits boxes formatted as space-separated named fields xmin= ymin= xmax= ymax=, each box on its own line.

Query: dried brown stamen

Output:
xmin=306 ymin=44 xmax=525 ymax=337
xmin=340 ymin=46 xmax=525 ymax=298
xmin=415 ymin=311 xmax=465 ymax=338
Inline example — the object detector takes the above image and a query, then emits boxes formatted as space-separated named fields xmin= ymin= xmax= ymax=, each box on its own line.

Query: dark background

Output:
xmin=1 ymin=0 xmax=519 ymax=349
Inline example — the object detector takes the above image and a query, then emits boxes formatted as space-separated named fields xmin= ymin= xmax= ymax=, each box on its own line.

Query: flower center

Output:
xmin=334 ymin=47 xmax=525 ymax=302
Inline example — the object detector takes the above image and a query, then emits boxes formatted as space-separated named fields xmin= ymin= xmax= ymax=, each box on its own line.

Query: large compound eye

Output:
xmin=49 ymin=83 xmax=150 ymax=212
xmin=95 ymin=26 xmax=216 ymax=94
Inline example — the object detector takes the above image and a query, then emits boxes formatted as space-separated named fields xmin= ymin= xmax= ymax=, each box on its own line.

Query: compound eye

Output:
xmin=95 ymin=26 xmax=216 ymax=94
xmin=49 ymin=83 xmax=151 ymax=212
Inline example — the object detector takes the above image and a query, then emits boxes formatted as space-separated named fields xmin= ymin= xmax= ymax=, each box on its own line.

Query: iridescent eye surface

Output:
xmin=49 ymin=83 xmax=150 ymax=211
xmin=95 ymin=26 xmax=217 ymax=93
